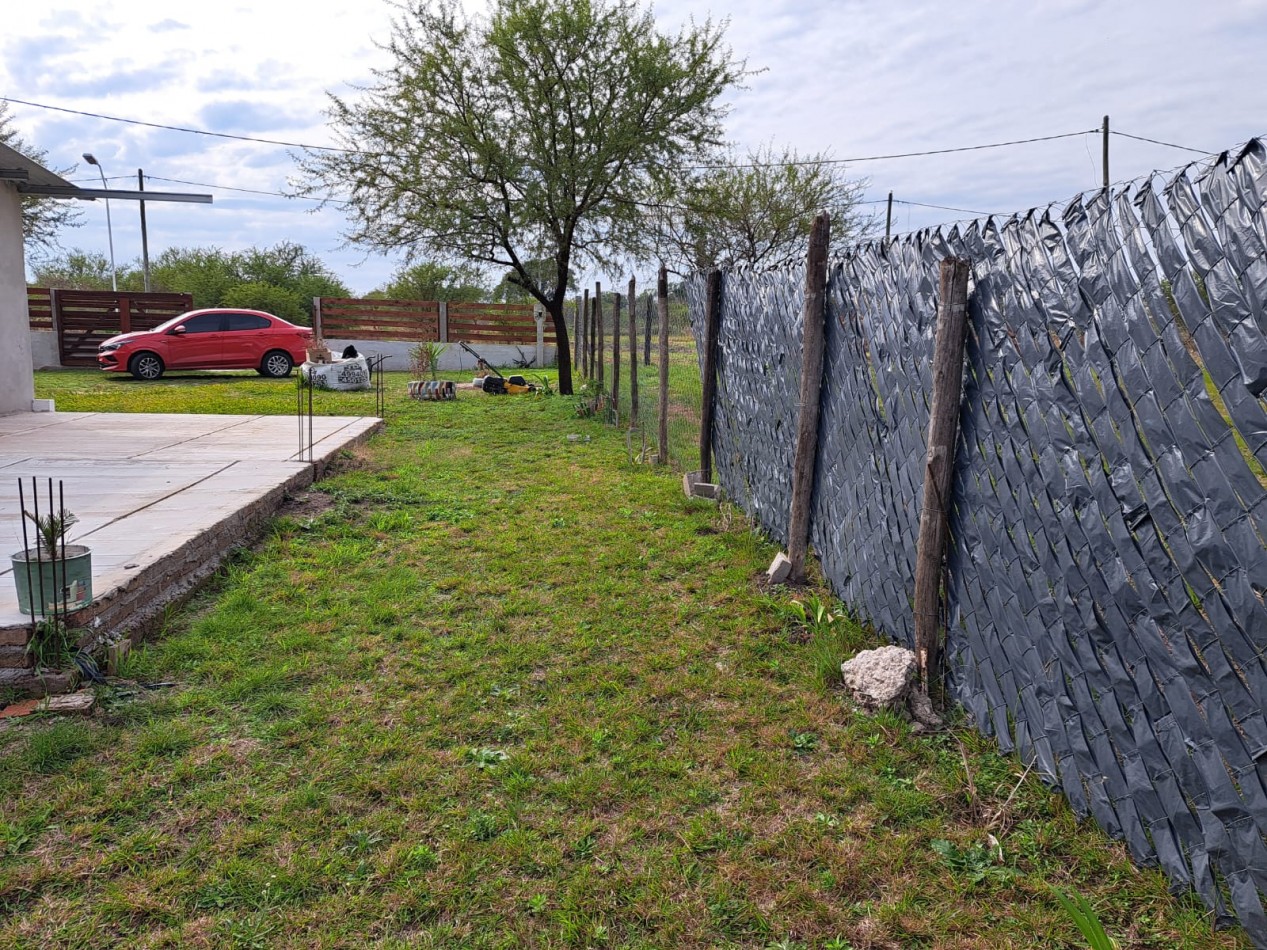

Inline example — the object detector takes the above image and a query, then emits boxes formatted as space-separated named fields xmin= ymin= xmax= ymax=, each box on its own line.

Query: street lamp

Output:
xmin=81 ymin=153 xmax=117 ymax=292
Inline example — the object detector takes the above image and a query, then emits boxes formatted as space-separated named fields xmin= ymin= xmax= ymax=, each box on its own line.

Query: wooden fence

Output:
xmin=26 ymin=288 xmax=194 ymax=366
xmin=315 ymin=297 xmax=551 ymax=345
xmin=26 ymin=288 xmax=52 ymax=329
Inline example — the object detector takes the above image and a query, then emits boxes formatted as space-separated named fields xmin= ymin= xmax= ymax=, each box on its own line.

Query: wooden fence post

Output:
xmin=119 ymin=295 xmax=132 ymax=334
xmin=700 ymin=268 xmax=722 ymax=483
xmin=657 ymin=266 xmax=670 ymax=465
xmin=628 ymin=276 xmax=638 ymax=425
xmin=913 ymin=257 xmax=972 ymax=689
xmin=644 ymin=295 xmax=652 ymax=366
xmin=587 ymin=290 xmax=596 ymax=378
xmin=313 ymin=296 xmax=323 ymax=339
xmin=573 ymin=295 xmax=583 ymax=376
xmin=596 ymin=282 xmax=605 ymax=390
xmin=438 ymin=301 xmax=448 ymax=343
xmin=787 ymin=211 xmax=832 ymax=585
xmin=581 ymin=288 xmax=590 ymax=377
xmin=611 ymin=292 xmax=621 ymax=423
xmin=50 ymin=288 xmax=63 ymax=366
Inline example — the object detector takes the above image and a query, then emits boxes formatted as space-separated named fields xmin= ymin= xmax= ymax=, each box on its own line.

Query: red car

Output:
xmin=97 ymin=309 xmax=313 ymax=381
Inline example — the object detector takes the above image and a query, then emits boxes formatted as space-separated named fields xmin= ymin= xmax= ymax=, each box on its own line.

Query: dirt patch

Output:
xmin=279 ymin=490 xmax=336 ymax=520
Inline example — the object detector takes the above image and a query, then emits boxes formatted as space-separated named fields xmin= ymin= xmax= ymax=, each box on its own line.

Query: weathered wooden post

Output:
xmin=312 ymin=296 xmax=323 ymax=339
xmin=787 ymin=211 xmax=831 ymax=585
xmin=699 ymin=268 xmax=722 ymax=483
xmin=596 ymin=282 xmax=605 ymax=391
xmin=573 ymin=294 xmax=582 ymax=375
xmin=644 ymin=295 xmax=653 ymax=366
xmin=628 ymin=276 xmax=638 ymax=425
xmin=587 ymin=290 xmax=598 ymax=380
xmin=657 ymin=266 xmax=670 ymax=465
xmin=913 ymin=257 xmax=972 ymax=689
xmin=611 ymin=292 xmax=621 ymax=423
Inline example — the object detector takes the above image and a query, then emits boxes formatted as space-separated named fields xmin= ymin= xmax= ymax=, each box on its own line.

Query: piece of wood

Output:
xmin=644 ymin=295 xmax=652 ymax=366
xmin=787 ymin=211 xmax=832 ymax=585
xmin=699 ymin=268 xmax=722 ymax=483
xmin=913 ymin=256 xmax=972 ymax=689
xmin=573 ymin=294 xmax=582 ymax=376
xmin=581 ymin=288 xmax=590 ymax=377
xmin=628 ymin=277 xmax=638 ymax=425
xmin=596 ymin=282 xmax=605 ymax=390
xmin=657 ymin=266 xmax=670 ymax=465
xmin=611 ymin=292 xmax=621 ymax=423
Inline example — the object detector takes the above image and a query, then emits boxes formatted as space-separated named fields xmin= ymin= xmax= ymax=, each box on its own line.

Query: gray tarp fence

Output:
xmin=689 ymin=138 xmax=1267 ymax=942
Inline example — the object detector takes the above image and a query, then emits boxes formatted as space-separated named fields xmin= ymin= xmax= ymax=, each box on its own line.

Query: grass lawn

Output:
xmin=0 ymin=369 xmax=1246 ymax=948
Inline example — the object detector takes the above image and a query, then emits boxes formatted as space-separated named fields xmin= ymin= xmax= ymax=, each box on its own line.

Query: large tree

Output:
xmin=300 ymin=0 xmax=743 ymax=393
xmin=646 ymin=145 xmax=873 ymax=274
xmin=0 ymin=102 xmax=81 ymax=253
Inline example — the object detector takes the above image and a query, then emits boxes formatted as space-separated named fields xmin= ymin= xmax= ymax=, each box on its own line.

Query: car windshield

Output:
xmin=149 ymin=312 xmax=201 ymax=334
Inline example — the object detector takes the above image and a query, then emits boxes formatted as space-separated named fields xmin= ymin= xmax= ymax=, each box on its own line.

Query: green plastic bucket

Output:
xmin=11 ymin=545 xmax=93 ymax=617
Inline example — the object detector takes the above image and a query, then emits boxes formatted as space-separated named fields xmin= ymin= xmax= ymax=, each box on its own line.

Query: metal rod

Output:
xmin=18 ymin=479 xmax=35 ymax=630
xmin=32 ymin=477 xmax=45 ymax=618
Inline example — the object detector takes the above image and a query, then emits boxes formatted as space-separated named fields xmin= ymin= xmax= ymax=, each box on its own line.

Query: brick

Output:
xmin=0 ymin=699 xmax=40 ymax=718
xmin=43 ymin=690 xmax=95 ymax=715
xmin=766 ymin=552 xmax=792 ymax=585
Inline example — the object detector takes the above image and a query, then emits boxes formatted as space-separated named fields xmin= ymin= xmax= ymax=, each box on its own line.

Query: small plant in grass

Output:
xmin=574 ymin=379 xmax=607 ymax=417
xmin=26 ymin=617 xmax=78 ymax=672
xmin=409 ymin=341 xmax=449 ymax=381
xmin=788 ymin=729 xmax=819 ymax=754
xmin=531 ymin=374 xmax=555 ymax=396
xmin=465 ymin=746 xmax=508 ymax=769
xmin=930 ymin=837 xmax=1017 ymax=886
xmin=787 ymin=593 xmax=836 ymax=636
xmin=1052 ymin=886 xmax=1119 ymax=949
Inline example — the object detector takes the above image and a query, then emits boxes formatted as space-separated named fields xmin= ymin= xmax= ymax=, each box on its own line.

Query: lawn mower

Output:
xmin=458 ymin=341 xmax=536 ymax=394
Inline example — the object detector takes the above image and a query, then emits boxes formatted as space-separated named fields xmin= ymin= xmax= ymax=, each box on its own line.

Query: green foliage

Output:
xmin=375 ymin=261 xmax=488 ymax=302
xmin=222 ymin=282 xmax=308 ymax=323
xmin=25 ymin=617 xmax=77 ymax=672
xmin=2 ymin=101 xmax=82 ymax=251
xmin=646 ymin=143 xmax=872 ymax=273
xmin=1052 ymin=887 xmax=1120 ymax=949
xmin=930 ymin=838 xmax=1018 ymax=886
xmin=300 ymin=0 xmax=745 ymax=393
xmin=29 ymin=249 xmax=143 ymax=291
xmin=23 ymin=506 xmax=77 ymax=558
xmin=409 ymin=342 xmax=449 ymax=381
xmin=147 ymin=242 xmax=350 ymax=321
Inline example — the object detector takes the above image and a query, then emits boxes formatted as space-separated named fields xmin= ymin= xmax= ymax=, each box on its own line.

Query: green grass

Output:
xmin=0 ymin=368 xmax=1246 ymax=947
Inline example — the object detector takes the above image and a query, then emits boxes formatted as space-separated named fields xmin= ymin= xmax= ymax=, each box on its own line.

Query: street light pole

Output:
xmin=138 ymin=169 xmax=150 ymax=292
xmin=82 ymin=153 xmax=117 ymax=292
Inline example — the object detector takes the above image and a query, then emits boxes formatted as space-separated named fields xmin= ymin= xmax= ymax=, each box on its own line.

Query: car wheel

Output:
xmin=261 ymin=350 xmax=294 ymax=378
xmin=128 ymin=352 xmax=165 ymax=381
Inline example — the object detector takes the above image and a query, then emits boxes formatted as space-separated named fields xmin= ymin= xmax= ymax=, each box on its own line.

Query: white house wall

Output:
xmin=0 ymin=186 xmax=34 ymax=414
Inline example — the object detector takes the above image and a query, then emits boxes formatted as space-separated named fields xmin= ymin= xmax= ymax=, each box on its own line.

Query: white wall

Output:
xmin=30 ymin=330 xmax=59 ymax=370
xmin=324 ymin=339 xmax=557 ymax=374
xmin=0 ymin=186 xmax=34 ymax=414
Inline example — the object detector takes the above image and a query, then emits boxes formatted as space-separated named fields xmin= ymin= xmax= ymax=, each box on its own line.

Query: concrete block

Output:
xmin=767 ymin=552 xmax=792 ymax=585
xmin=30 ymin=398 xmax=55 ymax=412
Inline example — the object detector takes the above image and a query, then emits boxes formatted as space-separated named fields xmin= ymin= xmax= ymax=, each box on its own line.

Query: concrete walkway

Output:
xmin=0 ymin=411 xmax=380 ymax=668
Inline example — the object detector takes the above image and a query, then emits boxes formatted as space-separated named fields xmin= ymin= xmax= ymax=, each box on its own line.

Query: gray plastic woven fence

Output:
xmin=690 ymin=138 xmax=1267 ymax=941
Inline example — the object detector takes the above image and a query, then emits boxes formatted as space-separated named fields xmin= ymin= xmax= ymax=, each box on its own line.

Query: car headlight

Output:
xmin=99 ymin=343 xmax=122 ymax=353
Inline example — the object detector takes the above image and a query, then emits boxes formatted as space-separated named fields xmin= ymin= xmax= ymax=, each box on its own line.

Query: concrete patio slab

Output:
xmin=0 ymin=411 xmax=381 ymax=692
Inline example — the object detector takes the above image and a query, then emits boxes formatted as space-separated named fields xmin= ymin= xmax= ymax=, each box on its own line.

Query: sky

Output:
xmin=3 ymin=0 xmax=1267 ymax=295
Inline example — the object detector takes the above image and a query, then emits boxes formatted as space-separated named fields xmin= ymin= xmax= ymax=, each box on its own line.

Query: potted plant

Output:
xmin=11 ymin=507 xmax=92 ymax=617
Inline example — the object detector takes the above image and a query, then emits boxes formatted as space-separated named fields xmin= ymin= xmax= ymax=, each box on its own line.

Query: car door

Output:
xmin=165 ymin=311 xmax=225 ymax=368
xmin=223 ymin=312 xmax=274 ymax=368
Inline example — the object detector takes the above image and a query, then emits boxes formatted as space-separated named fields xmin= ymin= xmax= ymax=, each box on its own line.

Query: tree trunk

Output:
xmin=550 ymin=301 xmax=574 ymax=395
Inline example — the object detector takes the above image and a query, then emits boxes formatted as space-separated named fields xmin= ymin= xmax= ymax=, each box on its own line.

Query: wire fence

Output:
xmin=568 ymin=282 xmax=703 ymax=470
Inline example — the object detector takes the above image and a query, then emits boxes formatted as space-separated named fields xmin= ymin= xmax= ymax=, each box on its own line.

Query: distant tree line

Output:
xmin=27 ymin=247 xmax=538 ymax=326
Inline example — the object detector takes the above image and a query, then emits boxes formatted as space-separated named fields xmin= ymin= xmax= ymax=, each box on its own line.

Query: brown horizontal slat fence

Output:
xmin=52 ymin=290 xmax=193 ymax=366
xmin=318 ymin=298 xmax=440 ymax=342
xmin=448 ymin=302 xmax=552 ymax=345
xmin=26 ymin=288 xmax=52 ymax=329
xmin=315 ymin=298 xmax=553 ymax=346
